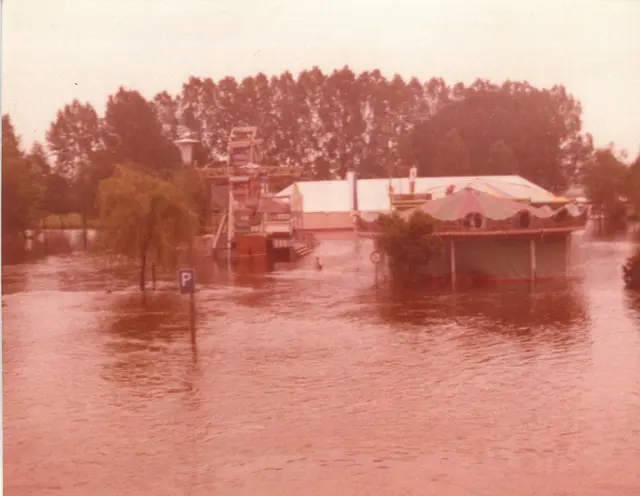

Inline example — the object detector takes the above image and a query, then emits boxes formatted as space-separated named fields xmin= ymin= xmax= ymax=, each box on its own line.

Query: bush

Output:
xmin=623 ymin=248 xmax=640 ymax=290
xmin=377 ymin=210 xmax=443 ymax=285
xmin=605 ymin=201 xmax=628 ymax=233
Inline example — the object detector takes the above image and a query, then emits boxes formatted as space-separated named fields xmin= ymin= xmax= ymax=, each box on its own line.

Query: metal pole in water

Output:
xmin=186 ymin=241 xmax=197 ymax=344
xmin=529 ymin=237 xmax=537 ymax=288
xmin=189 ymin=291 xmax=196 ymax=345
xmin=227 ymin=181 xmax=232 ymax=278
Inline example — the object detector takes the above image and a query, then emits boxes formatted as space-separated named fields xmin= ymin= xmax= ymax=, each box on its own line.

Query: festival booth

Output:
xmin=360 ymin=186 xmax=587 ymax=285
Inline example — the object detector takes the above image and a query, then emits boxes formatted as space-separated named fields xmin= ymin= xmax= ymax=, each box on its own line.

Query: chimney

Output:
xmin=346 ymin=167 xmax=358 ymax=214
xmin=174 ymin=136 xmax=199 ymax=166
xmin=409 ymin=165 xmax=417 ymax=194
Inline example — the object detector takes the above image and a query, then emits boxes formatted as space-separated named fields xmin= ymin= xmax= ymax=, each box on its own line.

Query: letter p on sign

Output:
xmin=178 ymin=268 xmax=196 ymax=294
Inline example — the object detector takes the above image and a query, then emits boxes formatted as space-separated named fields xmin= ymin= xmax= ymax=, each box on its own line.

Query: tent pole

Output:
xmin=529 ymin=237 xmax=537 ymax=283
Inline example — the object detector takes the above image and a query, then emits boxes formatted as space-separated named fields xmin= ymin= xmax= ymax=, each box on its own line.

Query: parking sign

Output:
xmin=178 ymin=268 xmax=196 ymax=294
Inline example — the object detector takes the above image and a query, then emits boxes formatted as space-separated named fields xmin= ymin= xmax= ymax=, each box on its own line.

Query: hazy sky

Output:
xmin=3 ymin=0 xmax=639 ymax=157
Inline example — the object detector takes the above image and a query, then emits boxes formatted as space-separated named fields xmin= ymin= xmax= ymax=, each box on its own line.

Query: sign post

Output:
xmin=178 ymin=268 xmax=197 ymax=342
xmin=179 ymin=268 xmax=196 ymax=295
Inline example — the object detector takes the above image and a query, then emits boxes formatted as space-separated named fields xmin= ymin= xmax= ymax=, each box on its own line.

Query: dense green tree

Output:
xmin=43 ymin=172 xmax=73 ymax=221
xmin=156 ymin=69 xmax=592 ymax=191
xmin=152 ymin=90 xmax=179 ymax=141
xmin=485 ymin=139 xmax=518 ymax=175
xmin=581 ymin=149 xmax=628 ymax=207
xmin=25 ymin=142 xmax=53 ymax=224
xmin=46 ymin=100 xmax=101 ymax=178
xmin=411 ymin=82 xmax=592 ymax=191
xmin=26 ymin=142 xmax=51 ymax=176
xmin=2 ymin=115 xmax=45 ymax=235
xmin=45 ymin=100 xmax=107 ymax=235
xmin=581 ymin=148 xmax=629 ymax=231
xmin=30 ymin=68 xmax=603 ymax=240
xmin=627 ymin=152 xmax=640 ymax=213
xmin=432 ymin=128 xmax=472 ymax=176
xmin=102 ymin=87 xmax=180 ymax=174
xmin=96 ymin=164 xmax=198 ymax=291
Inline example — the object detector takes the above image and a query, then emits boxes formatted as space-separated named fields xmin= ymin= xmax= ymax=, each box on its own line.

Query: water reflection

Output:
xmin=375 ymin=282 xmax=589 ymax=357
xmin=624 ymin=290 xmax=640 ymax=323
xmin=101 ymin=291 xmax=197 ymax=396
xmin=378 ymin=283 xmax=585 ymax=328
xmin=1 ymin=229 xmax=87 ymax=265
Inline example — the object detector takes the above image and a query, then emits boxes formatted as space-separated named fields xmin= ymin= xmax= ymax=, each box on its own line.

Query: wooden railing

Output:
xmin=433 ymin=210 xmax=588 ymax=235
xmin=198 ymin=165 xmax=304 ymax=180
xmin=391 ymin=193 xmax=433 ymax=203
xmin=390 ymin=193 xmax=434 ymax=211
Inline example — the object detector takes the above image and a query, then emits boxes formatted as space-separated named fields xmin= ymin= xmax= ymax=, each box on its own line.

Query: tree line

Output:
xmin=3 ymin=65 xmax=640 ymax=242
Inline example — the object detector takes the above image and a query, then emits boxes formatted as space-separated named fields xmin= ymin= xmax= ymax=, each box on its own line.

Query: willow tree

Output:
xmin=96 ymin=164 xmax=198 ymax=291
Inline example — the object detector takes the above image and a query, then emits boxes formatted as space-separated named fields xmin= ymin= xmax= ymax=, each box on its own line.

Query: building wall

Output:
xmin=299 ymin=212 xmax=353 ymax=231
xmin=298 ymin=210 xmax=385 ymax=231
xmin=424 ymin=234 xmax=569 ymax=281
xmin=278 ymin=175 xmax=561 ymax=214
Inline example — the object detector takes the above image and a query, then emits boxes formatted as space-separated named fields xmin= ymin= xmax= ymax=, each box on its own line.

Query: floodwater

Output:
xmin=3 ymin=231 xmax=640 ymax=495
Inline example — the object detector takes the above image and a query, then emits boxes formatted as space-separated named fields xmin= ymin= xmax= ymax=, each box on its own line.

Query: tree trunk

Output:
xmin=139 ymin=251 xmax=147 ymax=292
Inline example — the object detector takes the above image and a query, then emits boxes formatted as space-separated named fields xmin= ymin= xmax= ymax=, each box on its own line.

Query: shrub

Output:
xmin=377 ymin=210 xmax=443 ymax=285
xmin=623 ymin=248 xmax=640 ymax=290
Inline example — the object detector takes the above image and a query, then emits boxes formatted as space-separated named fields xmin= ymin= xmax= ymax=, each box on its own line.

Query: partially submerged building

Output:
xmin=278 ymin=169 xmax=587 ymax=284
xmin=391 ymin=187 xmax=586 ymax=284
xmin=278 ymin=170 xmax=569 ymax=234
xmin=175 ymin=125 xmax=587 ymax=282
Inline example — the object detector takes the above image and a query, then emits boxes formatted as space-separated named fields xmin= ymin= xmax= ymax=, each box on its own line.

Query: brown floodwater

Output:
xmin=3 ymin=232 xmax=640 ymax=495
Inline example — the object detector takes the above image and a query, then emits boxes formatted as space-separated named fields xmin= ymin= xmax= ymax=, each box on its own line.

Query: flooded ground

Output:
xmin=3 ymin=232 xmax=640 ymax=495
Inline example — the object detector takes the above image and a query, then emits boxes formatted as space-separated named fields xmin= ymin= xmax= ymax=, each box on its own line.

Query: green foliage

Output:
xmin=434 ymin=128 xmax=472 ymax=176
xmin=623 ymin=248 xmax=640 ymax=290
xmin=46 ymin=100 xmax=110 ymax=228
xmin=411 ymin=82 xmax=592 ymax=191
xmin=6 ymin=70 xmax=601 ymax=244
xmin=377 ymin=210 xmax=443 ymax=284
xmin=103 ymin=87 xmax=180 ymax=173
xmin=161 ymin=71 xmax=591 ymax=188
xmin=95 ymin=164 xmax=198 ymax=290
xmin=627 ymin=154 xmax=640 ymax=214
xmin=46 ymin=92 xmax=178 ymax=231
xmin=172 ymin=167 xmax=211 ymax=234
xmin=581 ymin=149 xmax=628 ymax=206
xmin=486 ymin=139 xmax=518 ymax=174
xmin=581 ymin=148 xmax=630 ymax=232
xmin=46 ymin=99 xmax=101 ymax=178
xmin=43 ymin=172 xmax=73 ymax=217
xmin=2 ymin=115 xmax=46 ymax=234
